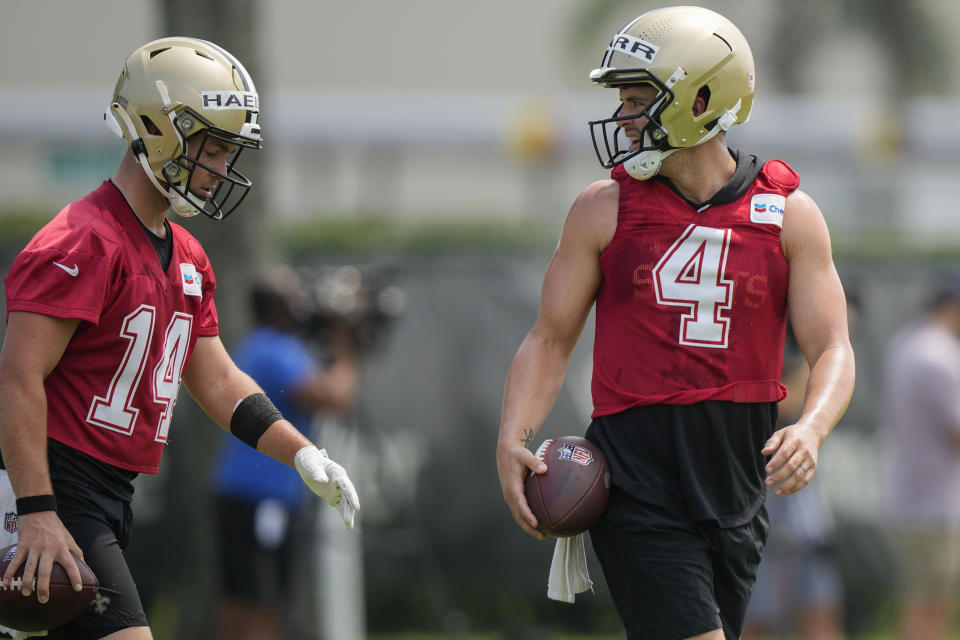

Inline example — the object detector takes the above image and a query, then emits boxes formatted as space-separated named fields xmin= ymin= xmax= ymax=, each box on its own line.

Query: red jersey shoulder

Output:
xmin=759 ymin=159 xmax=800 ymax=192
xmin=5 ymin=184 xmax=136 ymax=323
xmin=24 ymin=184 xmax=128 ymax=259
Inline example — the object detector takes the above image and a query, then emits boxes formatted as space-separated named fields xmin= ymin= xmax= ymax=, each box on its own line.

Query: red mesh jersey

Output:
xmin=591 ymin=160 xmax=799 ymax=417
xmin=4 ymin=182 xmax=219 ymax=473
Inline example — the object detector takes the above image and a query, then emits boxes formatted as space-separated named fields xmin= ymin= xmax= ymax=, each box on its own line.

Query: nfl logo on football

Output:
xmin=558 ymin=443 xmax=594 ymax=466
xmin=3 ymin=512 xmax=16 ymax=534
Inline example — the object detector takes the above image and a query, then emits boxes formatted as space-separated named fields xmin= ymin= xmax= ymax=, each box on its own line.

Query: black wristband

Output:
xmin=230 ymin=393 xmax=283 ymax=449
xmin=16 ymin=494 xmax=57 ymax=515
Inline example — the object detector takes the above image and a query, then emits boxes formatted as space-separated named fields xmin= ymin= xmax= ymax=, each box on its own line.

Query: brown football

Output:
xmin=0 ymin=543 xmax=98 ymax=632
xmin=524 ymin=436 xmax=610 ymax=537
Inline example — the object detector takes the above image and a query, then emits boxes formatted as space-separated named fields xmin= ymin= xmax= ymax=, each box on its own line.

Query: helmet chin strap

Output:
xmin=623 ymin=144 xmax=679 ymax=181
xmin=154 ymin=80 xmax=202 ymax=217
xmin=107 ymin=93 xmax=202 ymax=218
xmin=624 ymin=98 xmax=742 ymax=181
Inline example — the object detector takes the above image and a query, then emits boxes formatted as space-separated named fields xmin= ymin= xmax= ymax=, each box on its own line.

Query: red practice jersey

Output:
xmin=4 ymin=181 xmax=219 ymax=473
xmin=591 ymin=159 xmax=799 ymax=417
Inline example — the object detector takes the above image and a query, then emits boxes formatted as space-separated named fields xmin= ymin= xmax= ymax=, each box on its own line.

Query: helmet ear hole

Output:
xmin=694 ymin=86 xmax=711 ymax=116
xmin=140 ymin=116 xmax=161 ymax=136
xmin=697 ymin=86 xmax=711 ymax=108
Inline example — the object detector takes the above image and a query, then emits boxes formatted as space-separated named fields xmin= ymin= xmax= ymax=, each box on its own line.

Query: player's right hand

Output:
xmin=2 ymin=511 xmax=84 ymax=602
xmin=496 ymin=444 xmax=548 ymax=541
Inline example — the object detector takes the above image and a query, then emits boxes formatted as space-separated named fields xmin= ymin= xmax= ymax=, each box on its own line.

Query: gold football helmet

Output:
xmin=588 ymin=6 xmax=755 ymax=180
xmin=104 ymin=37 xmax=262 ymax=219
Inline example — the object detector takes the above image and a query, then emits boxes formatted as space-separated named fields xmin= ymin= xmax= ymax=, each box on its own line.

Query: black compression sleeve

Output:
xmin=230 ymin=393 xmax=283 ymax=449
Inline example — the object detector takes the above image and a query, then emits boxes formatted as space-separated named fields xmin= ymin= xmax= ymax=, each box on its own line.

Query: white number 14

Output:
xmin=86 ymin=305 xmax=193 ymax=442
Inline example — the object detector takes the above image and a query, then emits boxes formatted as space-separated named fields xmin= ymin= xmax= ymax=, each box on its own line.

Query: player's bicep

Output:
xmin=530 ymin=180 xmax=617 ymax=348
xmin=781 ymin=190 xmax=849 ymax=362
xmin=0 ymin=311 xmax=80 ymax=380
xmin=534 ymin=246 xmax=600 ymax=345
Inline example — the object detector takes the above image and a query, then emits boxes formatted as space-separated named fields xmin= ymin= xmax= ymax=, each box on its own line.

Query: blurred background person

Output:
xmin=882 ymin=275 xmax=960 ymax=640
xmin=211 ymin=266 xmax=360 ymax=640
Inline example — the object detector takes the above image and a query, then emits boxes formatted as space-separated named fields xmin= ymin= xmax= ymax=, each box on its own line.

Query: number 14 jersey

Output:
xmin=591 ymin=156 xmax=799 ymax=417
xmin=4 ymin=181 xmax=219 ymax=473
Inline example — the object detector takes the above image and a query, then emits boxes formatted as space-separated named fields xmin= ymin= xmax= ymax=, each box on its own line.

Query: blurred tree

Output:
xmin=836 ymin=0 xmax=947 ymax=96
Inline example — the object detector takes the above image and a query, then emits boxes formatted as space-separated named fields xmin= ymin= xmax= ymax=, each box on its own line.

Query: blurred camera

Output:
xmin=291 ymin=264 xmax=406 ymax=355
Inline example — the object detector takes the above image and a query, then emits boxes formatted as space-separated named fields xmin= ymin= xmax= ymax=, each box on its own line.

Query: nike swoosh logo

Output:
xmin=52 ymin=261 xmax=79 ymax=277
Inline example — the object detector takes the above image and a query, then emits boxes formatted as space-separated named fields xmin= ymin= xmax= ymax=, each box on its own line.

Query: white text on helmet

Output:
xmin=201 ymin=91 xmax=259 ymax=111
xmin=610 ymin=34 xmax=659 ymax=62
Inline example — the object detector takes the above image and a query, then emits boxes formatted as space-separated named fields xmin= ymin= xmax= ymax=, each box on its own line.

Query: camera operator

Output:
xmin=211 ymin=265 xmax=360 ymax=640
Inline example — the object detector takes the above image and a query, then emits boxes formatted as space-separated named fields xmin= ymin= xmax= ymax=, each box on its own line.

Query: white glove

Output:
xmin=294 ymin=445 xmax=360 ymax=530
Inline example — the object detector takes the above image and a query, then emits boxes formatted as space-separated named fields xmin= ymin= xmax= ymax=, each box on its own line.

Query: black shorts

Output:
xmin=46 ymin=491 xmax=148 ymax=639
xmin=215 ymin=495 xmax=296 ymax=603
xmin=590 ymin=485 xmax=769 ymax=640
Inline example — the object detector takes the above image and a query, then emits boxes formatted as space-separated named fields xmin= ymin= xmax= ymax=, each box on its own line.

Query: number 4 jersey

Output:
xmin=4 ymin=181 xmax=218 ymax=473
xmin=592 ymin=153 xmax=799 ymax=417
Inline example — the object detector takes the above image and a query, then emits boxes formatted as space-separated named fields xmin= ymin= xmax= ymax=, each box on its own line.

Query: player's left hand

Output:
xmin=762 ymin=422 xmax=821 ymax=496
xmin=295 ymin=445 xmax=359 ymax=530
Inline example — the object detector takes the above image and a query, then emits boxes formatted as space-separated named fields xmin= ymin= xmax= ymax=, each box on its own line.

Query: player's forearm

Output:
xmin=799 ymin=340 xmax=855 ymax=445
xmin=257 ymin=420 xmax=313 ymax=467
xmin=187 ymin=358 xmax=265 ymax=430
xmin=498 ymin=332 xmax=573 ymax=452
xmin=0 ymin=375 xmax=54 ymax=497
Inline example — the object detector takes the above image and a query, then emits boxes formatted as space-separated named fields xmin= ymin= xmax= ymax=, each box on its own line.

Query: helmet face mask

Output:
xmin=105 ymin=37 xmax=262 ymax=219
xmin=587 ymin=6 xmax=755 ymax=180
xmin=588 ymin=75 xmax=673 ymax=171
xmin=163 ymin=115 xmax=260 ymax=220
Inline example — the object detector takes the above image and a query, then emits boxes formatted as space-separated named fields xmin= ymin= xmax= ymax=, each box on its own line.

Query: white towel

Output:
xmin=0 ymin=625 xmax=48 ymax=638
xmin=547 ymin=533 xmax=593 ymax=603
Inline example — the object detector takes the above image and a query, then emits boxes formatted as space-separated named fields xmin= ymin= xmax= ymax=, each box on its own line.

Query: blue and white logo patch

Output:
xmin=180 ymin=263 xmax=202 ymax=297
xmin=750 ymin=194 xmax=786 ymax=227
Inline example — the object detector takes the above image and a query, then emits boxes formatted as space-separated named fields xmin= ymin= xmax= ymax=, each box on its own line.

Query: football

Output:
xmin=524 ymin=436 xmax=610 ymax=537
xmin=0 ymin=543 xmax=98 ymax=632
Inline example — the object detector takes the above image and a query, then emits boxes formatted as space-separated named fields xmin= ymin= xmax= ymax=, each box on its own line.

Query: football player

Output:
xmin=0 ymin=37 xmax=358 ymax=640
xmin=496 ymin=7 xmax=855 ymax=640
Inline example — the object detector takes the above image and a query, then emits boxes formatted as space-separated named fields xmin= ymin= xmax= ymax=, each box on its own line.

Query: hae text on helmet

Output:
xmin=201 ymin=91 xmax=259 ymax=111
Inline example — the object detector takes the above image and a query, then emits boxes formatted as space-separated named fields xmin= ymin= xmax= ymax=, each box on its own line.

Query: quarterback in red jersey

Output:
xmin=0 ymin=38 xmax=358 ymax=639
xmin=496 ymin=7 xmax=854 ymax=640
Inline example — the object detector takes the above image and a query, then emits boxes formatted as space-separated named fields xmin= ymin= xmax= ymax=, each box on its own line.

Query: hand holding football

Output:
xmin=0 ymin=544 xmax=98 ymax=632
xmin=524 ymin=436 xmax=610 ymax=537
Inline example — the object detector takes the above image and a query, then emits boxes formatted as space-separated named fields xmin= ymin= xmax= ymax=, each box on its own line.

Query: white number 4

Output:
xmin=653 ymin=224 xmax=733 ymax=348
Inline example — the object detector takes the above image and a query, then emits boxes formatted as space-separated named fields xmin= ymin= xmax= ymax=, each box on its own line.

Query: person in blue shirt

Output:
xmin=212 ymin=267 xmax=358 ymax=640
